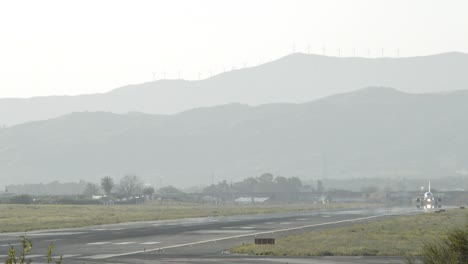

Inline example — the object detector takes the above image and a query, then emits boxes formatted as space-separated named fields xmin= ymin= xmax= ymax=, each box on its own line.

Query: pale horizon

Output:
xmin=1 ymin=0 xmax=468 ymax=98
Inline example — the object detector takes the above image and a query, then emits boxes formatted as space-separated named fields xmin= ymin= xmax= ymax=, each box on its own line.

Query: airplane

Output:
xmin=416 ymin=181 xmax=442 ymax=211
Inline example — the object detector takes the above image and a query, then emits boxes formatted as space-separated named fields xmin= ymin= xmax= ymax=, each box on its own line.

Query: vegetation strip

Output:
xmin=230 ymin=209 xmax=468 ymax=256
xmin=0 ymin=203 xmax=368 ymax=233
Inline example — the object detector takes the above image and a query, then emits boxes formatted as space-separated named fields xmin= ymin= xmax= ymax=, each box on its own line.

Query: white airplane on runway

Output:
xmin=416 ymin=181 xmax=442 ymax=212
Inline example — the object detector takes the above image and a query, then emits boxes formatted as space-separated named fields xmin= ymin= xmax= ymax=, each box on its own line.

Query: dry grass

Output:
xmin=0 ymin=202 xmax=369 ymax=233
xmin=231 ymin=209 xmax=468 ymax=256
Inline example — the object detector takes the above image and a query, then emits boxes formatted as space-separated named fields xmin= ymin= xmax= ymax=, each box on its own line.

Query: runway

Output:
xmin=0 ymin=207 xmax=418 ymax=264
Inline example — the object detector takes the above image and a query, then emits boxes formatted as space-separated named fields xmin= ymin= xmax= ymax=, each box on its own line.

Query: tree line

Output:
xmin=203 ymin=173 xmax=317 ymax=195
xmin=82 ymin=174 xmax=155 ymax=199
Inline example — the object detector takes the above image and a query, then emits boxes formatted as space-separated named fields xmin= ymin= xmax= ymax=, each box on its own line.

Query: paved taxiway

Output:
xmin=0 ymin=207 xmax=419 ymax=264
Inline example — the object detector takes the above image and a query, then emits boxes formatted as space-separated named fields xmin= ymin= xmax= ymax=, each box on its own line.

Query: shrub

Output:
xmin=419 ymin=228 xmax=467 ymax=264
xmin=4 ymin=236 xmax=62 ymax=264
xmin=9 ymin=195 xmax=34 ymax=204
xmin=406 ymin=227 xmax=468 ymax=264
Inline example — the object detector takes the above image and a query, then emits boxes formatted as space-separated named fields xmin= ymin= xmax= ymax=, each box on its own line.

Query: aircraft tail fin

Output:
xmin=429 ymin=181 xmax=431 ymax=192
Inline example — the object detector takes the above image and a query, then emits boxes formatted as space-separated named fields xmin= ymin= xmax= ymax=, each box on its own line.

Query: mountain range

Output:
xmin=2 ymin=52 xmax=468 ymax=126
xmin=1 ymin=87 xmax=468 ymax=187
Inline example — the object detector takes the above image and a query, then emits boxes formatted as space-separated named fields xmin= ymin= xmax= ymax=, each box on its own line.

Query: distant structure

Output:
xmin=152 ymin=72 xmax=156 ymax=81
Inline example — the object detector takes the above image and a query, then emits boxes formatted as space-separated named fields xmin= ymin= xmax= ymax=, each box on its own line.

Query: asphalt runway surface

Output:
xmin=0 ymin=207 xmax=420 ymax=264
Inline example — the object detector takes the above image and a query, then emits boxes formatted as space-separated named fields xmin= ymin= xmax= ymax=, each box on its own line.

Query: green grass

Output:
xmin=230 ymin=209 xmax=468 ymax=256
xmin=0 ymin=202 xmax=369 ymax=233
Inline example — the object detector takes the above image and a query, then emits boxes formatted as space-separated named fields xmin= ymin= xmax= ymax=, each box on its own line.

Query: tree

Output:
xmin=158 ymin=185 xmax=183 ymax=195
xmin=275 ymin=176 xmax=288 ymax=192
xmin=258 ymin=172 xmax=274 ymax=183
xmin=203 ymin=180 xmax=230 ymax=195
xmin=142 ymin=186 xmax=155 ymax=197
xmin=100 ymin=176 xmax=114 ymax=195
xmin=118 ymin=174 xmax=142 ymax=198
xmin=9 ymin=195 xmax=34 ymax=204
xmin=317 ymin=180 xmax=324 ymax=193
xmin=287 ymin=177 xmax=302 ymax=190
xmin=361 ymin=186 xmax=378 ymax=194
xmin=82 ymin=183 xmax=100 ymax=196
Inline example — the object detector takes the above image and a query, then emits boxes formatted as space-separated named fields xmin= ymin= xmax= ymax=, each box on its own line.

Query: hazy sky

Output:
xmin=1 ymin=0 xmax=467 ymax=98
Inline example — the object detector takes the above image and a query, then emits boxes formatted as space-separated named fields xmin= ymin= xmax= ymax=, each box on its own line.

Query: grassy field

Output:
xmin=231 ymin=209 xmax=468 ymax=256
xmin=0 ymin=202 xmax=369 ymax=233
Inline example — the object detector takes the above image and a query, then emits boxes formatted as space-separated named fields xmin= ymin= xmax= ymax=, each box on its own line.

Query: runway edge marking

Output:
xmin=97 ymin=211 xmax=414 ymax=260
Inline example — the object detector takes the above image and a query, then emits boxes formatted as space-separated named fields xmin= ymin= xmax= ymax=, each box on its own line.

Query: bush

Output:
xmin=419 ymin=228 xmax=468 ymax=264
xmin=406 ymin=227 xmax=468 ymax=264
xmin=9 ymin=195 xmax=34 ymax=204
xmin=4 ymin=235 xmax=62 ymax=264
xmin=318 ymin=250 xmax=334 ymax=256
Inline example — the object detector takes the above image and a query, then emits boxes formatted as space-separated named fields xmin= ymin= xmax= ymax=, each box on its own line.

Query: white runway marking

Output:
xmin=114 ymin=241 xmax=136 ymax=245
xmin=189 ymin=230 xmax=254 ymax=234
xmin=264 ymin=222 xmax=275 ymax=224
xmin=152 ymin=223 xmax=178 ymax=226
xmin=44 ymin=238 xmax=63 ymax=242
xmin=26 ymin=254 xmax=44 ymax=258
xmin=140 ymin=242 xmax=161 ymax=245
xmin=57 ymin=254 xmax=82 ymax=258
xmin=239 ymin=226 xmax=255 ymax=229
xmin=1 ymin=243 xmax=19 ymax=247
xmin=92 ymin=212 xmax=407 ymax=259
xmin=28 ymin=232 xmax=85 ymax=236
xmin=81 ymin=254 xmax=119 ymax=259
xmin=296 ymin=218 xmax=309 ymax=221
xmin=280 ymin=222 xmax=292 ymax=225
xmin=87 ymin=242 xmax=111 ymax=245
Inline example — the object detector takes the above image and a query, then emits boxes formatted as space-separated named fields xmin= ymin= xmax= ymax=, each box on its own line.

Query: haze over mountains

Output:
xmin=1 ymin=52 xmax=468 ymax=126
xmin=2 ymin=87 xmax=468 ymax=187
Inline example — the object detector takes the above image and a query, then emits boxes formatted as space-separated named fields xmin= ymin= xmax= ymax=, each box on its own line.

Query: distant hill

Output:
xmin=1 ymin=87 xmax=468 ymax=187
xmin=1 ymin=52 xmax=468 ymax=126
